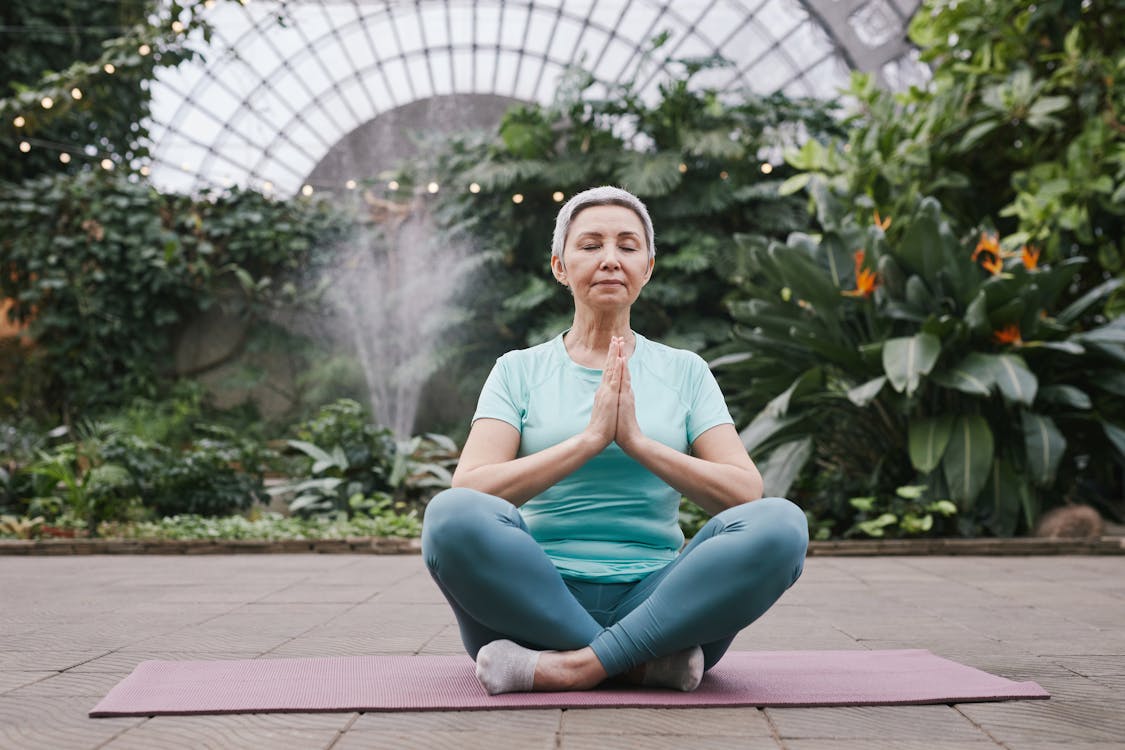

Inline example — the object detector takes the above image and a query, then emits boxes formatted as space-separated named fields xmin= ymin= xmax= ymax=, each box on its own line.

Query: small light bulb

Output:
xmin=19 ymin=141 xmax=31 ymax=153
xmin=104 ymin=63 xmax=116 ymax=74
xmin=468 ymin=182 xmax=481 ymax=194
xmin=101 ymin=158 xmax=114 ymax=170
xmin=171 ymin=21 xmax=185 ymax=33
xmin=180 ymin=162 xmax=190 ymax=171
xmin=70 ymin=87 xmax=82 ymax=100
xmin=59 ymin=152 xmax=71 ymax=164
xmin=678 ymin=163 xmax=687 ymax=173
xmin=388 ymin=180 xmax=399 ymax=190
xmin=427 ymin=181 xmax=439 ymax=194
xmin=552 ymin=191 xmax=564 ymax=202
xmin=139 ymin=44 xmax=151 ymax=56
xmin=760 ymin=163 xmax=773 ymax=174
xmin=139 ymin=165 xmax=150 ymax=175
xmin=345 ymin=179 xmax=357 ymax=190
xmin=719 ymin=170 xmax=729 ymax=180
xmin=301 ymin=184 xmax=313 ymax=196
xmin=204 ymin=0 xmax=216 ymax=8
xmin=263 ymin=181 xmax=274 ymax=192
xmin=13 ymin=116 xmax=25 ymax=127
xmin=512 ymin=193 xmax=524 ymax=204
xmin=41 ymin=97 xmax=54 ymax=109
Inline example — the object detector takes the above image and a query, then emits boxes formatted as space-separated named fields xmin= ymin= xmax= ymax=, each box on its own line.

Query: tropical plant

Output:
xmin=786 ymin=0 xmax=1125 ymax=313
xmin=389 ymin=47 xmax=844 ymax=404
xmin=717 ymin=188 xmax=1125 ymax=537
xmin=844 ymin=485 xmax=958 ymax=539
xmin=0 ymin=170 xmax=351 ymax=421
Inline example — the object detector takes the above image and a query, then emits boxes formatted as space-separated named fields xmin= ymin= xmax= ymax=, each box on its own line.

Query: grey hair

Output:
xmin=551 ymin=186 xmax=656 ymax=264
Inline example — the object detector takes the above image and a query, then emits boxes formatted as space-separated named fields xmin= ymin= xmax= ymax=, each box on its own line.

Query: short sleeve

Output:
xmin=472 ymin=355 xmax=525 ymax=432
xmin=686 ymin=354 xmax=734 ymax=445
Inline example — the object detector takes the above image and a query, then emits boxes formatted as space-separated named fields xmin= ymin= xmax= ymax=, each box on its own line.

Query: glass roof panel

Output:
xmin=146 ymin=0 xmax=927 ymax=195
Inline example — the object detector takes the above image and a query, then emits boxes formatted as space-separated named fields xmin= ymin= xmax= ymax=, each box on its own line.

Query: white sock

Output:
xmin=474 ymin=639 xmax=541 ymax=695
xmin=641 ymin=645 xmax=705 ymax=691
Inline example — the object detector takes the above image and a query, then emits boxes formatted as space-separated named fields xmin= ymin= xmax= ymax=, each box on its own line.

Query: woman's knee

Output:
xmin=723 ymin=497 xmax=809 ymax=568
xmin=421 ymin=487 xmax=518 ymax=569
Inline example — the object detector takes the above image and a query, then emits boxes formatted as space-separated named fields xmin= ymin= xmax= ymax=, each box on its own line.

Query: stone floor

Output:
xmin=1 ymin=553 xmax=1123 ymax=749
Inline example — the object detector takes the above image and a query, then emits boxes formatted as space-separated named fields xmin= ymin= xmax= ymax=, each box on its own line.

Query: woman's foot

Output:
xmin=639 ymin=645 xmax=705 ymax=691
xmin=474 ymin=640 xmax=607 ymax=694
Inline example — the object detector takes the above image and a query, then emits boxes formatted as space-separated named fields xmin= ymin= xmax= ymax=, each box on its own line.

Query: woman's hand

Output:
xmin=614 ymin=351 xmax=645 ymax=453
xmin=584 ymin=336 xmax=626 ymax=449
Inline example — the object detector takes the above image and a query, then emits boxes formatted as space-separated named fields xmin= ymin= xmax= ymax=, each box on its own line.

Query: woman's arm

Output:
xmin=450 ymin=418 xmax=605 ymax=506
xmin=615 ymin=363 xmax=763 ymax=515
xmin=451 ymin=338 xmax=627 ymax=506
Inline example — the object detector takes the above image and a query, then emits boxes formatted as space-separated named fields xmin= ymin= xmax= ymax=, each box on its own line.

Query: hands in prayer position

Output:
xmin=587 ymin=335 xmax=644 ymax=453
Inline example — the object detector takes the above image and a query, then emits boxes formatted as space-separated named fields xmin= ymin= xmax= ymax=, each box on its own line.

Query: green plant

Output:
xmin=718 ymin=189 xmax=1125 ymax=537
xmin=844 ymin=485 xmax=958 ymax=538
xmin=105 ymin=510 xmax=422 ymax=541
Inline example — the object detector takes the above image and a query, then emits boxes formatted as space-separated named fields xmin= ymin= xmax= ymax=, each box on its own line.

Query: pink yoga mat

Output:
xmin=89 ymin=649 xmax=1048 ymax=717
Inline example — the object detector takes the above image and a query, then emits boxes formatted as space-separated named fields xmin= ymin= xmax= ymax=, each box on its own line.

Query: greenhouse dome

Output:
xmin=147 ymin=0 xmax=928 ymax=196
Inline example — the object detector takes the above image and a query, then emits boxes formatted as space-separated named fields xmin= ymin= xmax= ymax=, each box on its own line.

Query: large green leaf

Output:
xmin=1036 ymin=385 xmax=1091 ymax=410
xmin=908 ymin=416 xmax=954 ymax=473
xmin=765 ymin=368 xmax=822 ymax=418
xmin=941 ymin=416 xmax=994 ymax=509
xmin=882 ymin=333 xmax=941 ymax=396
xmin=982 ymin=459 xmax=1026 ymax=537
xmin=897 ymin=213 xmax=943 ymax=280
xmin=846 ymin=376 xmax=887 ymax=407
xmin=739 ymin=413 xmax=803 ymax=454
xmin=1104 ymin=422 xmax=1125 ymax=462
xmin=990 ymin=354 xmax=1038 ymax=406
xmin=1092 ymin=370 xmax=1125 ymax=397
xmin=1021 ymin=412 xmax=1066 ymax=487
xmin=1056 ymin=277 xmax=1124 ymax=324
xmin=760 ymin=438 xmax=813 ymax=499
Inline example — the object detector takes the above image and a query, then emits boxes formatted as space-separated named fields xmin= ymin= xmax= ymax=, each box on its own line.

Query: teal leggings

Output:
xmin=421 ymin=488 xmax=808 ymax=676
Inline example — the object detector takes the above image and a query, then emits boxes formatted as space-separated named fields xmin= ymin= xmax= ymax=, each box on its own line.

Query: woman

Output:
xmin=422 ymin=186 xmax=808 ymax=695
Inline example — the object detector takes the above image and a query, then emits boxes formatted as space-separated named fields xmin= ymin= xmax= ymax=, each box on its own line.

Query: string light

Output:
xmin=171 ymin=21 xmax=185 ymax=33
xmin=19 ymin=142 xmax=31 ymax=153
xmin=387 ymin=180 xmax=399 ymax=190
xmin=760 ymin=163 xmax=773 ymax=174
xmin=139 ymin=165 xmax=149 ymax=175
xmin=678 ymin=163 xmax=687 ymax=173
xmin=345 ymin=179 xmax=357 ymax=189
xmin=13 ymin=116 xmax=25 ymax=127
xmin=139 ymin=44 xmax=151 ymax=56
xmin=301 ymin=184 xmax=313 ymax=196
xmin=104 ymin=63 xmax=116 ymax=74
xmin=427 ymin=181 xmax=439 ymax=194
xmin=70 ymin=88 xmax=82 ymax=100
xmin=59 ymin=153 xmax=71 ymax=164
xmin=41 ymin=97 xmax=54 ymax=109
xmin=719 ymin=171 xmax=729 ymax=180
xmin=552 ymin=191 xmax=564 ymax=202
xmin=100 ymin=159 xmax=113 ymax=170
xmin=468 ymin=182 xmax=481 ymax=194
xmin=262 ymin=180 xmax=274 ymax=192
xmin=512 ymin=193 xmax=524 ymax=204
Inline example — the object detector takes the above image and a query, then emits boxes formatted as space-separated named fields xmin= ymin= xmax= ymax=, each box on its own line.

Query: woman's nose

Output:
xmin=600 ymin=246 xmax=622 ymax=267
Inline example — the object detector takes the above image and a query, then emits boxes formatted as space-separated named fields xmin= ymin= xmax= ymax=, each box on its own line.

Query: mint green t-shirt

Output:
xmin=472 ymin=331 xmax=734 ymax=582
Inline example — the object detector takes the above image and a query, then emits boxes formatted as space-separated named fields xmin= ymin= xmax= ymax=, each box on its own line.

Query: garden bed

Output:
xmin=1 ymin=536 xmax=1121 ymax=556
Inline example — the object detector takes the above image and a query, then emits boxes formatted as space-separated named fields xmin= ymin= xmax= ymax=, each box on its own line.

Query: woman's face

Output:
xmin=552 ymin=204 xmax=654 ymax=311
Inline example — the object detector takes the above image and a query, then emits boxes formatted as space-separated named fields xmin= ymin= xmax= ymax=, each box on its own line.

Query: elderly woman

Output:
xmin=422 ymin=186 xmax=808 ymax=695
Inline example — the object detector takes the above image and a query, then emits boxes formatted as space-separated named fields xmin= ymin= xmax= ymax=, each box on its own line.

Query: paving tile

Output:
xmin=5 ymin=671 xmax=126 ymax=697
xmin=957 ymin=698 xmax=1125 ymax=743
xmin=351 ymin=709 xmax=559 ymax=732
xmin=335 ymin=730 xmax=557 ymax=750
xmin=0 ymin=725 xmax=137 ymax=750
xmin=0 ymin=651 xmax=108 ymax=671
xmin=66 ymin=651 xmax=258 ymax=673
xmin=559 ymin=735 xmax=780 ymax=750
xmin=137 ymin=711 xmax=355 ymax=730
xmin=0 ymin=671 xmax=53 ymax=694
xmin=559 ymin=707 xmax=771 ymax=736
xmin=101 ymin=725 xmax=341 ymax=750
xmin=785 ymin=742 xmax=998 ymax=750
xmin=764 ymin=705 xmax=990 ymax=741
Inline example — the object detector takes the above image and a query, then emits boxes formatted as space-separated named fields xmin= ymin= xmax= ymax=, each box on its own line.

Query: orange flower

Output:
xmin=980 ymin=253 xmax=1004 ymax=275
xmin=842 ymin=249 xmax=880 ymax=298
xmin=1020 ymin=245 xmax=1040 ymax=270
xmin=992 ymin=324 xmax=1023 ymax=345
xmin=972 ymin=232 xmax=1001 ymax=262
xmin=874 ymin=210 xmax=892 ymax=231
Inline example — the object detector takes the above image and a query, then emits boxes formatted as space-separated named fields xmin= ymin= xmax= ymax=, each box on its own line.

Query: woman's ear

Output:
xmin=642 ymin=256 xmax=654 ymax=284
xmin=551 ymin=254 xmax=568 ymax=286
